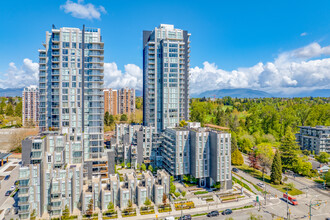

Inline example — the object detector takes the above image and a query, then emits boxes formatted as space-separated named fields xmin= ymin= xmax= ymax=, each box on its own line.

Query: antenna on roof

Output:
xmin=52 ymin=24 xmax=56 ymax=29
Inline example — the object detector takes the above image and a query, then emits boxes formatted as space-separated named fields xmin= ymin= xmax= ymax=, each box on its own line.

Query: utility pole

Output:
xmin=308 ymin=198 xmax=327 ymax=220
xmin=286 ymin=190 xmax=290 ymax=220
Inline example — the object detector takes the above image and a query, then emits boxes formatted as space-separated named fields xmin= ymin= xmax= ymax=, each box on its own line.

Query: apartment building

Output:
xmin=296 ymin=126 xmax=330 ymax=154
xmin=161 ymin=122 xmax=232 ymax=189
xmin=104 ymin=88 xmax=118 ymax=115
xmin=103 ymin=88 xmax=135 ymax=116
xmin=118 ymin=88 xmax=135 ymax=115
xmin=38 ymin=26 xmax=104 ymax=160
xmin=22 ymin=86 xmax=39 ymax=127
xmin=143 ymin=24 xmax=190 ymax=132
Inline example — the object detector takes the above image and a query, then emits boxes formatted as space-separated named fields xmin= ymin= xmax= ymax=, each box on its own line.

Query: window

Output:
xmin=62 ymin=42 xmax=70 ymax=48
xmin=62 ymin=49 xmax=68 ymax=55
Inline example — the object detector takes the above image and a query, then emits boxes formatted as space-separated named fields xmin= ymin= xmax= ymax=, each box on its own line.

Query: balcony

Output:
xmin=52 ymin=52 xmax=60 ymax=56
xmin=52 ymin=64 xmax=60 ymax=69
xmin=52 ymin=38 xmax=60 ymax=42
xmin=52 ymin=58 xmax=60 ymax=62
xmin=52 ymin=44 xmax=60 ymax=49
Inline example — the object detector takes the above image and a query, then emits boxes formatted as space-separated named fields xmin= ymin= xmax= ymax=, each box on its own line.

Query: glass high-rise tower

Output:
xmin=38 ymin=26 xmax=104 ymax=160
xmin=143 ymin=24 xmax=190 ymax=132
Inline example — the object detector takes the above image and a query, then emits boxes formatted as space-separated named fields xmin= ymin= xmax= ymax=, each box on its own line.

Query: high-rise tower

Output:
xmin=38 ymin=26 xmax=104 ymax=159
xmin=143 ymin=24 xmax=190 ymax=132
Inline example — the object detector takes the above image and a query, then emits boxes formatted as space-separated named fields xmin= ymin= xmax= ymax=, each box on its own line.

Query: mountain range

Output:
xmin=0 ymin=88 xmax=329 ymax=98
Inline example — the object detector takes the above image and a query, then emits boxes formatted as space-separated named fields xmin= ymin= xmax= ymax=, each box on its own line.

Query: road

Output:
xmin=0 ymin=160 xmax=20 ymax=219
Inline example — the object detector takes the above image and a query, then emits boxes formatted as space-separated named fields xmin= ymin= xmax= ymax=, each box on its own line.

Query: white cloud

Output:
xmin=0 ymin=59 xmax=38 ymax=89
xmin=104 ymin=62 xmax=142 ymax=91
xmin=300 ymin=32 xmax=307 ymax=36
xmin=189 ymin=43 xmax=330 ymax=95
xmin=60 ymin=0 xmax=106 ymax=20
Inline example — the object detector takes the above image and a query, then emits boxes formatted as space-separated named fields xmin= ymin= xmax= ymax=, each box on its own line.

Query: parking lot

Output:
xmin=0 ymin=158 xmax=20 ymax=219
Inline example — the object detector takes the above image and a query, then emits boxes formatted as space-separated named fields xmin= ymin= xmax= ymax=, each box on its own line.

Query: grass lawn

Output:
xmin=236 ymin=164 xmax=303 ymax=196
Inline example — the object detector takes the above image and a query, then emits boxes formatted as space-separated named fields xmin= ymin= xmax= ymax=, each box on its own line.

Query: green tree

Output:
xmin=107 ymin=201 xmax=114 ymax=211
xmin=5 ymin=103 xmax=14 ymax=116
xmin=279 ymin=127 xmax=299 ymax=171
xmin=120 ymin=114 xmax=128 ymax=121
xmin=148 ymin=165 xmax=153 ymax=172
xmin=270 ymin=150 xmax=282 ymax=185
xmin=170 ymin=176 xmax=176 ymax=194
xmin=315 ymin=152 xmax=330 ymax=164
xmin=136 ymin=163 xmax=140 ymax=170
xmin=240 ymin=137 xmax=253 ymax=153
xmin=104 ymin=112 xmax=110 ymax=126
xmin=62 ymin=204 xmax=70 ymax=219
xmin=179 ymin=120 xmax=188 ymax=127
xmin=292 ymin=156 xmax=312 ymax=176
xmin=15 ymin=101 xmax=22 ymax=117
xmin=126 ymin=162 xmax=131 ymax=168
xmin=324 ymin=171 xmax=330 ymax=187
xmin=109 ymin=114 xmax=115 ymax=125
xmin=231 ymin=149 xmax=244 ymax=165
xmin=86 ymin=199 xmax=94 ymax=216
xmin=30 ymin=209 xmax=36 ymax=220
xmin=141 ymin=163 xmax=146 ymax=171
xmin=181 ymin=190 xmax=186 ymax=197
xmin=121 ymin=162 xmax=125 ymax=168
xmin=144 ymin=198 xmax=151 ymax=206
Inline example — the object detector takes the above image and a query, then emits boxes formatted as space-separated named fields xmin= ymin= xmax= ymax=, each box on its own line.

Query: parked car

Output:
xmin=179 ymin=214 xmax=192 ymax=220
xmin=257 ymin=182 xmax=265 ymax=188
xmin=5 ymin=190 xmax=12 ymax=196
xmin=207 ymin=211 xmax=219 ymax=217
xmin=222 ymin=209 xmax=232 ymax=215
xmin=4 ymin=175 xmax=10 ymax=180
xmin=10 ymin=185 xmax=16 ymax=191
xmin=232 ymin=168 xmax=239 ymax=173
xmin=165 ymin=217 xmax=175 ymax=220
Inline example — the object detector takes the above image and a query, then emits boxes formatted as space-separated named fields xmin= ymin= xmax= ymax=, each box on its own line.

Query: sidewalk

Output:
xmin=115 ymin=196 xmax=273 ymax=220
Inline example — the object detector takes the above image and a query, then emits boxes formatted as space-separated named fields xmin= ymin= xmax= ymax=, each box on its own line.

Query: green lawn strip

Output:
xmin=194 ymin=191 xmax=208 ymax=195
xmin=232 ymin=176 xmax=255 ymax=194
xmin=236 ymin=165 xmax=303 ymax=196
xmin=221 ymin=195 xmax=244 ymax=201
xmin=234 ymin=173 xmax=266 ymax=193
xmin=314 ymin=179 xmax=325 ymax=184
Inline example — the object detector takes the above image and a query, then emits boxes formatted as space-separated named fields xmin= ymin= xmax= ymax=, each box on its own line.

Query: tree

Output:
xmin=231 ymin=149 xmax=244 ymax=165
xmin=62 ymin=204 xmax=70 ymax=219
xmin=144 ymin=198 xmax=151 ymax=206
xmin=292 ymin=156 xmax=312 ymax=176
xmin=181 ymin=190 xmax=186 ymax=197
xmin=15 ymin=101 xmax=22 ymax=117
xmin=107 ymin=201 xmax=114 ymax=211
xmin=136 ymin=163 xmax=140 ymax=170
xmin=121 ymin=162 xmax=125 ymax=168
xmin=324 ymin=171 xmax=330 ymax=187
xmin=109 ymin=114 xmax=115 ymax=125
xmin=162 ymin=193 xmax=167 ymax=205
xmin=86 ymin=199 xmax=94 ymax=216
xmin=148 ymin=165 xmax=153 ymax=172
xmin=127 ymin=199 xmax=132 ymax=208
xmin=104 ymin=112 xmax=110 ymax=126
xmin=248 ymin=151 xmax=260 ymax=170
xmin=170 ymin=176 xmax=176 ymax=194
xmin=279 ymin=127 xmax=299 ymax=171
xmin=30 ymin=209 xmax=36 ymax=220
xmin=240 ymin=137 xmax=253 ymax=153
xmin=270 ymin=150 xmax=282 ymax=185
xmin=141 ymin=163 xmax=146 ymax=171
xmin=179 ymin=120 xmax=187 ymax=127
xmin=315 ymin=152 xmax=330 ymax=164
xmin=126 ymin=162 xmax=131 ymax=168
xmin=5 ymin=103 xmax=14 ymax=116
xmin=120 ymin=114 xmax=128 ymax=121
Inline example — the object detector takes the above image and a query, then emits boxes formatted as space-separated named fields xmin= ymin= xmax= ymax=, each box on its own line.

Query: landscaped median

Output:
xmin=235 ymin=164 xmax=303 ymax=196
xmin=193 ymin=190 xmax=208 ymax=195
xmin=158 ymin=204 xmax=172 ymax=213
xmin=140 ymin=205 xmax=155 ymax=215
xmin=174 ymin=201 xmax=195 ymax=210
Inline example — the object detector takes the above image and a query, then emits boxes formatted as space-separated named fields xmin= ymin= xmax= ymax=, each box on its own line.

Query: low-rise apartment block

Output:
xmin=296 ymin=126 xmax=330 ymax=154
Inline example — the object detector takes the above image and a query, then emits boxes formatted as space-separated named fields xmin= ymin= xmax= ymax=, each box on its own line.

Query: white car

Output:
xmin=10 ymin=185 xmax=16 ymax=191
xmin=257 ymin=182 xmax=265 ymax=188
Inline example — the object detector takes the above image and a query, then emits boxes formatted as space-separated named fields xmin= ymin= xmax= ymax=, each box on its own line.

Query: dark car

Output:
xmin=5 ymin=190 xmax=12 ymax=196
xmin=4 ymin=175 xmax=10 ymax=180
xmin=222 ymin=209 xmax=232 ymax=215
xmin=179 ymin=214 xmax=192 ymax=220
xmin=207 ymin=211 xmax=219 ymax=217
xmin=232 ymin=168 xmax=239 ymax=173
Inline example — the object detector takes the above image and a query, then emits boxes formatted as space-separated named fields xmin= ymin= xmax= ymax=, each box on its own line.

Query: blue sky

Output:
xmin=0 ymin=0 xmax=330 ymax=95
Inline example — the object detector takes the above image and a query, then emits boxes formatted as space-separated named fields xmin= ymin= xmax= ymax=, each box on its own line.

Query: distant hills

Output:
xmin=192 ymin=88 xmax=330 ymax=98
xmin=0 ymin=88 xmax=24 ymax=97
xmin=192 ymin=89 xmax=273 ymax=98
xmin=0 ymin=87 xmax=329 ymax=98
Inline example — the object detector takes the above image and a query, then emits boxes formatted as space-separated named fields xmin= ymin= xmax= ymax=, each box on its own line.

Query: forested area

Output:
xmin=0 ymin=97 xmax=22 ymax=128
xmin=190 ymin=97 xmax=330 ymax=180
